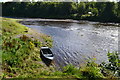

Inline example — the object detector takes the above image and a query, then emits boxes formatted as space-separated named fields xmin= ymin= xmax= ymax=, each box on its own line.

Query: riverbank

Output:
xmin=4 ymin=16 xmax=120 ymax=24
xmin=19 ymin=18 xmax=79 ymax=23
xmin=1 ymin=17 xmax=119 ymax=79
xmin=1 ymin=17 xmax=56 ymax=78
xmin=18 ymin=18 xmax=120 ymax=27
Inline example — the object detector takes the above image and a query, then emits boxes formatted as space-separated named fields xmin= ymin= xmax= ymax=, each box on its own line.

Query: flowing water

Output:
xmin=20 ymin=19 xmax=119 ymax=69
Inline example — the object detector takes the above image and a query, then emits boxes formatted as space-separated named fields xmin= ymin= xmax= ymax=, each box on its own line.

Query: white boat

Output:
xmin=40 ymin=47 xmax=54 ymax=60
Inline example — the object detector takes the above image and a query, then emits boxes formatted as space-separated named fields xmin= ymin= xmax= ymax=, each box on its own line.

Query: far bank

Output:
xmin=2 ymin=2 xmax=120 ymax=23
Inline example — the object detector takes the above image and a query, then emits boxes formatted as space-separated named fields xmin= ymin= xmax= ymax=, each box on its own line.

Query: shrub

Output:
xmin=63 ymin=65 xmax=79 ymax=75
xmin=100 ymin=52 xmax=120 ymax=77
xmin=80 ymin=61 xmax=104 ymax=79
xmin=2 ymin=35 xmax=42 ymax=77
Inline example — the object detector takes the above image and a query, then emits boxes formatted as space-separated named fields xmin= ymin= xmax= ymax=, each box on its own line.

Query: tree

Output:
xmin=99 ymin=2 xmax=116 ymax=21
xmin=77 ymin=2 xmax=86 ymax=16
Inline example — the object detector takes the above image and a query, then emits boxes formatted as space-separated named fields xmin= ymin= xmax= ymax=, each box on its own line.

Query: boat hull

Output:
xmin=40 ymin=47 xmax=54 ymax=61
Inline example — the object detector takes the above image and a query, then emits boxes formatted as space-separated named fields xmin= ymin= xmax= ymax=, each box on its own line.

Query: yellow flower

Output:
xmin=30 ymin=42 xmax=34 ymax=48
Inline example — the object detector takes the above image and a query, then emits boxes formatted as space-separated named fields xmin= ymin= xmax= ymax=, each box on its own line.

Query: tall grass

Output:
xmin=2 ymin=17 xmax=54 ymax=78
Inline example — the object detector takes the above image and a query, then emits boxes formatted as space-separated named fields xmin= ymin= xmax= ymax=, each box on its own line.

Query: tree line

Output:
xmin=2 ymin=2 xmax=120 ymax=22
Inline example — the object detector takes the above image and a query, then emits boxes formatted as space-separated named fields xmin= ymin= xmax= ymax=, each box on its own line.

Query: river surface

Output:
xmin=20 ymin=19 xmax=119 ymax=69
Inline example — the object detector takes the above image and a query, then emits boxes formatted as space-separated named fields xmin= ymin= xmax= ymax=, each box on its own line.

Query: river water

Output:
xmin=20 ymin=19 xmax=119 ymax=69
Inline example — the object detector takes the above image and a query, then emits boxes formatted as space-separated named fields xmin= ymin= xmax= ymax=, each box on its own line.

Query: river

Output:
xmin=20 ymin=19 xmax=119 ymax=69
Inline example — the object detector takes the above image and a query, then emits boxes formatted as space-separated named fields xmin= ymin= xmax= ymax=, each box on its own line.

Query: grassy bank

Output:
xmin=1 ymin=17 xmax=55 ymax=78
xmin=1 ymin=17 xmax=119 ymax=79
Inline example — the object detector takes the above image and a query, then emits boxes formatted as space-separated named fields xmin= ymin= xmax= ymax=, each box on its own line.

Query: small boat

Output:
xmin=40 ymin=47 xmax=54 ymax=60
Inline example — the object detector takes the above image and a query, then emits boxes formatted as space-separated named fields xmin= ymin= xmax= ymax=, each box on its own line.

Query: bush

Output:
xmin=100 ymin=52 xmax=120 ymax=77
xmin=80 ymin=61 xmax=104 ymax=79
xmin=63 ymin=65 xmax=79 ymax=75
xmin=2 ymin=35 xmax=42 ymax=77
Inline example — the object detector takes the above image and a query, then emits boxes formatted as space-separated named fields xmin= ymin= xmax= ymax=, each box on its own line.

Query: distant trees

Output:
xmin=2 ymin=2 xmax=120 ymax=22
xmin=77 ymin=2 xmax=86 ymax=16
xmin=116 ymin=2 xmax=120 ymax=18
xmin=100 ymin=2 xmax=116 ymax=19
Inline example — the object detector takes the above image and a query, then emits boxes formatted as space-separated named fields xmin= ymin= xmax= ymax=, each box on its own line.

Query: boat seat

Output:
xmin=44 ymin=54 xmax=53 ymax=57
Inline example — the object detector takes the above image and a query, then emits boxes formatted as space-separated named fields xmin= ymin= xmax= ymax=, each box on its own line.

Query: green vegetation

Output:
xmin=2 ymin=2 xmax=120 ymax=22
xmin=100 ymin=52 xmax=120 ymax=77
xmin=1 ymin=18 xmax=119 ymax=79
xmin=2 ymin=18 xmax=28 ymax=38
xmin=61 ymin=52 xmax=120 ymax=79
xmin=1 ymin=17 xmax=54 ymax=78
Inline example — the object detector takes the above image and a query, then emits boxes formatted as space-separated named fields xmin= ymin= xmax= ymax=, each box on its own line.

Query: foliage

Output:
xmin=62 ymin=52 xmax=120 ymax=79
xmin=2 ymin=36 xmax=52 ymax=78
xmin=62 ymin=63 xmax=104 ymax=79
xmin=2 ymin=2 xmax=120 ymax=22
xmin=63 ymin=65 xmax=78 ymax=75
xmin=2 ymin=17 xmax=28 ymax=37
xmin=100 ymin=52 xmax=120 ymax=78
xmin=2 ymin=18 xmax=54 ymax=78
xmin=79 ymin=61 xmax=104 ymax=79
xmin=41 ymin=35 xmax=53 ymax=48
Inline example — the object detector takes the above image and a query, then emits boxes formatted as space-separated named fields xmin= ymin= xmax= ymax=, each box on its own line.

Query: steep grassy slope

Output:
xmin=1 ymin=17 xmax=55 ymax=78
